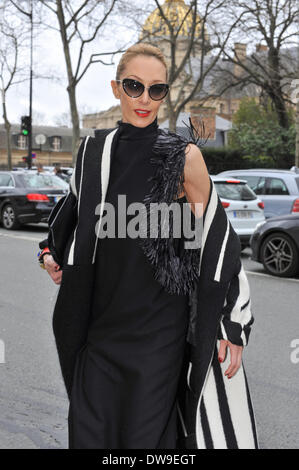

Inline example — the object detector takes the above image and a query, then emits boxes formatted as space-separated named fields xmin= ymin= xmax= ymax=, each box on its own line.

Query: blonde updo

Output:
xmin=116 ymin=43 xmax=168 ymax=81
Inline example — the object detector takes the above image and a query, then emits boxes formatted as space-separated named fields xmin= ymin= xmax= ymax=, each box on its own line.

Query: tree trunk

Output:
xmin=4 ymin=120 xmax=12 ymax=171
xmin=268 ymin=47 xmax=290 ymax=130
xmin=167 ymin=95 xmax=177 ymax=133
xmin=67 ymin=83 xmax=80 ymax=165
xmin=168 ymin=113 xmax=177 ymax=133
xmin=56 ymin=0 xmax=80 ymax=165
xmin=269 ymin=87 xmax=290 ymax=130
xmin=2 ymin=90 xmax=12 ymax=170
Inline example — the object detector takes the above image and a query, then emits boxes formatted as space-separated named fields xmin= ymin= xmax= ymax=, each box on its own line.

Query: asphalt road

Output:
xmin=0 ymin=224 xmax=298 ymax=449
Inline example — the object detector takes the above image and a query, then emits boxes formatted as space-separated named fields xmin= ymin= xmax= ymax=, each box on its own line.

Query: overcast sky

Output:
xmin=2 ymin=3 xmax=141 ymax=128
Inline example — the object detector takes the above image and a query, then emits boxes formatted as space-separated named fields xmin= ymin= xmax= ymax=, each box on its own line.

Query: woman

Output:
xmin=38 ymin=43 xmax=258 ymax=449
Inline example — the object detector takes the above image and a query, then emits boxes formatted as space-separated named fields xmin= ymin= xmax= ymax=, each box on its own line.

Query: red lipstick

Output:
xmin=135 ymin=109 xmax=151 ymax=118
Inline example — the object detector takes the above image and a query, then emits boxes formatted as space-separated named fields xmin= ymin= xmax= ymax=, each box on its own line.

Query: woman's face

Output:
xmin=111 ymin=55 xmax=167 ymax=127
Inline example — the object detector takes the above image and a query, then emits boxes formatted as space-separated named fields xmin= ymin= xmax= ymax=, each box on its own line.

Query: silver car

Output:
xmin=217 ymin=169 xmax=299 ymax=219
xmin=211 ymin=176 xmax=265 ymax=249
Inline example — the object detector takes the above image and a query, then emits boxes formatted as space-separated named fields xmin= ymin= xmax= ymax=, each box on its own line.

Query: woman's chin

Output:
xmin=125 ymin=112 xmax=156 ymax=127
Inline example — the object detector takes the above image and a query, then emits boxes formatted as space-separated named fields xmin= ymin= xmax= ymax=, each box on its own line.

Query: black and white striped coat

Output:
xmin=40 ymin=125 xmax=258 ymax=449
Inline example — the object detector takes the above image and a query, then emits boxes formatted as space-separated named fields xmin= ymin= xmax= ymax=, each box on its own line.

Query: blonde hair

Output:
xmin=116 ymin=43 xmax=168 ymax=81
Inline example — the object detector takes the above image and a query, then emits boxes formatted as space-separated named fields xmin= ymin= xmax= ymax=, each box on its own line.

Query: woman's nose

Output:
xmin=138 ymin=88 xmax=151 ymax=105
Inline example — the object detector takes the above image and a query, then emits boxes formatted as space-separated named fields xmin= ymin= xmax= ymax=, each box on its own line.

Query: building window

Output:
xmin=17 ymin=134 xmax=28 ymax=150
xmin=51 ymin=136 xmax=61 ymax=151
xmin=220 ymin=103 xmax=225 ymax=114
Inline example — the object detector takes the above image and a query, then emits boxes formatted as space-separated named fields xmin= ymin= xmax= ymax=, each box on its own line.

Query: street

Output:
xmin=0 ymin=224 xmax=299 ymax=449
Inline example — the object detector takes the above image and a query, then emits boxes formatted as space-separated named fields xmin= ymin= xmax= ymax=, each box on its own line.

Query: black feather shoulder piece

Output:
xmin=138 ymin=118 xmax=206 ymax=296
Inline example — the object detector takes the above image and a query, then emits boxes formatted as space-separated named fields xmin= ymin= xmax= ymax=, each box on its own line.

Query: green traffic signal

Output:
xmin=21 ymin=115 xmax=31 ymax=136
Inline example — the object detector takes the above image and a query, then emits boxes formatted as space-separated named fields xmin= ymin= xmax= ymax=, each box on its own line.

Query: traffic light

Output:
xmin=22 ymin=154 xmax=35 ymax=164
xmin=21 ymin=115 xmax=31 ymax=136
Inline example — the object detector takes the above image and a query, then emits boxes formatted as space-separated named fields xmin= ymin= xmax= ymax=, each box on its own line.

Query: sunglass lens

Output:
xmin=123 ymin=79 xmax=144 ymax=98
xmin=150 ymin=84 xmax=169 ymax=100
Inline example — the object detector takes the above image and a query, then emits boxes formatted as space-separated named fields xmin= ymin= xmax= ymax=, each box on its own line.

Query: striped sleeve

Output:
xmin=38 ymin=138 xmax=87 ymax=257
xmin=70 ymin=136 xmax=89 ymax=198
xmin=218 ymin=258 xmax=254 ymax=347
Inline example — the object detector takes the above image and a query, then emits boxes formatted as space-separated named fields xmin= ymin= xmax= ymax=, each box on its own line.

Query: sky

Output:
xmin=3 ymin=3 xmax=141 ymax=128
xmin=4 ymin=0 xmax=298 ymax=129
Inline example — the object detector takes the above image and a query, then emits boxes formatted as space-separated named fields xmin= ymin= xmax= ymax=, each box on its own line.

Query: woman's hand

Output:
xmin=218 ymin=339 xmax=243 ymax=379
xmin=43 ymin=254 xmax=62 ymax=285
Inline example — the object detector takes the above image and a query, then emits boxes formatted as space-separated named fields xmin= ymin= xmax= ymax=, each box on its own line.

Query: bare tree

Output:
xmin=32 ymin=110 xmax=48 ymax=126
xmin=53 ymin=111 xmax=72 ymax=128
xmin=38 ymin=0 xmax=126 ymax=164
xmin=134 ymin=0 xmax=243 ymax=133
xmin=53 ymin=106 xmax=98 ymax=128
xmin=218 ymin=0 xmax=299 ymax=131
xmin=0 ymin=4 xmax=28 ymax=170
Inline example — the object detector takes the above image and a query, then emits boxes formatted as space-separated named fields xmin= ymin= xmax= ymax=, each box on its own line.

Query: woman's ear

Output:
xmin=111 ymin=80 xmax=120 ymax=99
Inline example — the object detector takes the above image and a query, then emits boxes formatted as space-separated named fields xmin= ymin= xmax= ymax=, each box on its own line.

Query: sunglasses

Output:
xmin=116 ymin=78 xmax=169 ymax=101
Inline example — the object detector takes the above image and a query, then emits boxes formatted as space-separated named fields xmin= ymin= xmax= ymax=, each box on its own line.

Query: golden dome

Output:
xmin=142 ymin=0 xmax=204 ymax=38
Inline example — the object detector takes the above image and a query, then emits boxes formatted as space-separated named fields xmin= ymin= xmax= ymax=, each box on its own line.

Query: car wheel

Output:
xmin=1 ymin=204 xmax=20 ymax=230
xmin=260 ymin=232 xmax=299 ymax=277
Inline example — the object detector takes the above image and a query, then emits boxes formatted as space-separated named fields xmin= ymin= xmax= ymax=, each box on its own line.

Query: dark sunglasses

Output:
xmin=116 ymin=78 xmax=169 ymax=101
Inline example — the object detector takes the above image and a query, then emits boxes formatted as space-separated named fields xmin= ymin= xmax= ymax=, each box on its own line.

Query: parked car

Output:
xmin=0 ymin=170 xmax=68 ymax=230
xmin=216 ymin=169 xmax=299 ymax=219
xmin=13 ymin=166 xmax=74 ymax=183
xmin=211 ymin=176 xmax=265 ymax=248
xmin=250 ymin=214 xmax=299 ymax=277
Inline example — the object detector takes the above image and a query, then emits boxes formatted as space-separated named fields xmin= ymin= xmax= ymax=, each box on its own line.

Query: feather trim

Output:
xmin=182 ymin=117 xmax=210 ymax=147
xmin=138 ymin=122 xmax=205 ymax=296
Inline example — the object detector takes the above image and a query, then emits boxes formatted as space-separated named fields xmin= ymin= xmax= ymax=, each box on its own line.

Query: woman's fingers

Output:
xmin=218 ymin=339 xmax=228 ymax=363
xmin=224 ymin=341 xmax=243 ymax=379
xmin=51 ymin=269 xmax=62 ymax=285
xmin=218 ymin=339 xmax=243 ymax=379
xmin=44 ymin=255 xmax=62 ymax=284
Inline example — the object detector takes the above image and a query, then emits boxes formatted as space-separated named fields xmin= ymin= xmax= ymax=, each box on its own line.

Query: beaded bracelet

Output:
xmin=37 ymin=248 xmax=53 ymax=269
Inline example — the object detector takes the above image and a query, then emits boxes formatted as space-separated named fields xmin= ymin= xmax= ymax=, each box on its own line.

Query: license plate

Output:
xmin=233 ymin=210 xmax=253 ymax=218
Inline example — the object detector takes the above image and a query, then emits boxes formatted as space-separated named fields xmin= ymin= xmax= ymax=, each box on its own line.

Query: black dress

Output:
xmin=68 ymin=118 xmax=190 ymax=449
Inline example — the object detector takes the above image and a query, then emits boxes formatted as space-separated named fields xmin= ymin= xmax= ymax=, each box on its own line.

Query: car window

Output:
xmin=295 ymin=177 xmax=299 ymax=192
xmin=21 ymin=173 xmax=68 ymax=189
xmin=0 ymin=174 xmax=13 ymax=187
xmin=214 ymin=182 xmax=256 ymax=201
xmin=228 ymin=175 xmax=266 ymax=195
xmin=266 ymin=177 xmax=289 ymax=195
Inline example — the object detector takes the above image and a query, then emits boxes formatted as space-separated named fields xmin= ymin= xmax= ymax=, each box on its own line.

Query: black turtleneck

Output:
xmin=117 ymin=117 xmax=159 ymax=141
xmin=107 ymin=116 xmax=159 ymax=208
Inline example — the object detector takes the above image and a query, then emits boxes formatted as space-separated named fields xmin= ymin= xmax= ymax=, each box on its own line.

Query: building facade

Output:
xmin=0 ymin=124 xmax=93 ymax=169
xmin=82 ymin=0 xmax=296 ymax=140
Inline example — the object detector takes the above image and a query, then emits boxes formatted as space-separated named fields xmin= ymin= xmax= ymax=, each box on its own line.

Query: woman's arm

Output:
xmin=37 ymin=138 xmax=88 ymax=284
xmin=183 ymin=143 xmax=245 ymax=380
xmin=183 ymin=143 xmax=210 ymax=217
